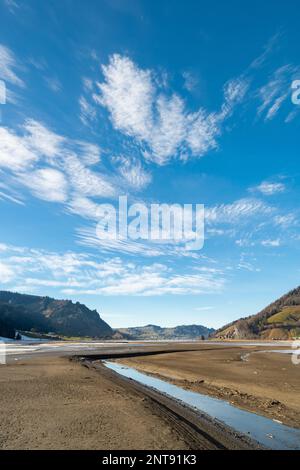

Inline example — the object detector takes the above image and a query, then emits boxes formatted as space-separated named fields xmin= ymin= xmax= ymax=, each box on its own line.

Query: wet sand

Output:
xmin=0 ymin=356 xmax=188 ymax=450
xmin=116 ymin=344 xmax=300 ymax=428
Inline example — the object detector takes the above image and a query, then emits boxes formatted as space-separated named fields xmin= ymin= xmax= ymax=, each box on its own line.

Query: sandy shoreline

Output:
xmin=0 ymin=349 xmax=261 ymax=450
xmin=0 ymin=356 xmax=189 ymax=450
xmin=1 ymin=342 xmax=298 ymax=449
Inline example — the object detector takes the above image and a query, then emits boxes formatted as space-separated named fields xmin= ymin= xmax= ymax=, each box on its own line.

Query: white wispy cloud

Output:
xmin=205 ymin=198 xmax=273 ymax=224
xmin=45 ymin=76 xmax=62 ymax=93
xmin=251 ymin=181 xmax=286 ymax=195
xmin=18 ymin=168 xmax=68 ymax=203
xmin=234 ymin=209 xmax=297 ymax=247
xmin=74 ymin=191 xmax=297 ymax=257
xmin=67 ymin=196 xmax=103 ymax=220
xmin=273 ymin=213 xmax=296 ymax=227
xmin=113 ymin=155 xmax=151 ymax=190
xmin=23 ymin=119 xmax=65 ymax=159
xmin=0 ymin=190 xmax=24 ymax=205
xmin=237 ymin=260 xmax=260 ymax=272
xmin=149 ymin=94 xmax=188 ymax=162
xmin=82 ymin=77 xmax=93 ymax=92
xmin=184 ymin=109 xmax=220 ymax=158
xmin=88 ymin=270 xmax=224 ymax=296
xmin=223 ymin=77 xmax=250 ymax=109
xmin=76 ymin=225 xmax=203 ymax=259
xmin=182 ymin=71 xmax=198 ymax=92
xmin=75 ymin=141 xmax=101 ymax=165
xmin=3 ymin=0 xmax=20 ymax=14
xmin=257 ymin=65 xmax=300 ymax=120
xmin=27 ymin=57 xmax=47 ymax=71
xmin=0 ymin=43 xmax=24 ymax=87
xmin=0 ymin=126 xmax=38 ymax=170
xmin=0 ymin=260 xmax=14 ymax=283
xmin=79 ymin=95 xmax=97 ymax=126
xmin=94 ymin=54 xmax=244 ymax=165
xmin=0 ymin=119 xmax=116 ymax=210
xmin=63 ymin=154 xmax=115 ymax=198
xmin=261 ymin=239 xmax=281 ymax=247
xmin=285 ymin=107 xmax=300 ymax=123
xmin=205 ymin=195 xmax=297 ymax=247
xmin=250 ymin=33 xmax=281 ymax=70
xmin=235 ymin=238 xmax=254 ymax=247
xmin=0 ymin=242 xmax=225 ymax=296
xmin=0 ymin=119 xmax=66 ymax=172
xmin=95 ymin=54 xmax=154 ymax=142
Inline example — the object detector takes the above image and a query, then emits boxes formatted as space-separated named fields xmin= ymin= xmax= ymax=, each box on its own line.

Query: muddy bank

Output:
xmin=82 ymin=358 xmax=260 ymax=450
xmin=115 ymin=345 xmax=300 ymax=428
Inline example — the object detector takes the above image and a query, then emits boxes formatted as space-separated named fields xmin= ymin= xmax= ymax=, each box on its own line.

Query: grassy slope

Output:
xmin=267 ymin=306 xmax=300 ymax=324
xmin=214 ymin=286 xmax=300 ymax=339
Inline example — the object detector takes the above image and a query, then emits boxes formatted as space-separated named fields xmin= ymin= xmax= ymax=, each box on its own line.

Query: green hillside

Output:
xmin=267 ymin=306 xmax=300 ymax=324
xmin=214 ymin=286 xmax=300 ymax=340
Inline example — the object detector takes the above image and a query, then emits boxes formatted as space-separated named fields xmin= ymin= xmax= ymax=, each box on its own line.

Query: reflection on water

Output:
xmin=105 ymin=361 xmax=300 ymax=450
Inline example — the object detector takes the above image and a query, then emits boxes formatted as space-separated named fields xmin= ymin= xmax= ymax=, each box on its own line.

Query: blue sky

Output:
xmin=0 ymin=0 xmax=300 ymax=328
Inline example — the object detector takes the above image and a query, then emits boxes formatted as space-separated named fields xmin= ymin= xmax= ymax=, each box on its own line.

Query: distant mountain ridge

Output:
xmin=117 ymin=324 xmax=214 ymax=340
xmin=0 ymin=291 xmax=112 ymax=338
xmin=214 ymin=286 xmax=300 ymax=340
xmin=5 ymin=286 xmax=300 ymax=342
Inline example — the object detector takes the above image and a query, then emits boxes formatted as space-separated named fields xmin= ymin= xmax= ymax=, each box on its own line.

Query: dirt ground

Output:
xmin=117 ymin=345 xmax=300 ymax=428
xmin=0 ymin=356 xmax=188 ymax=450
